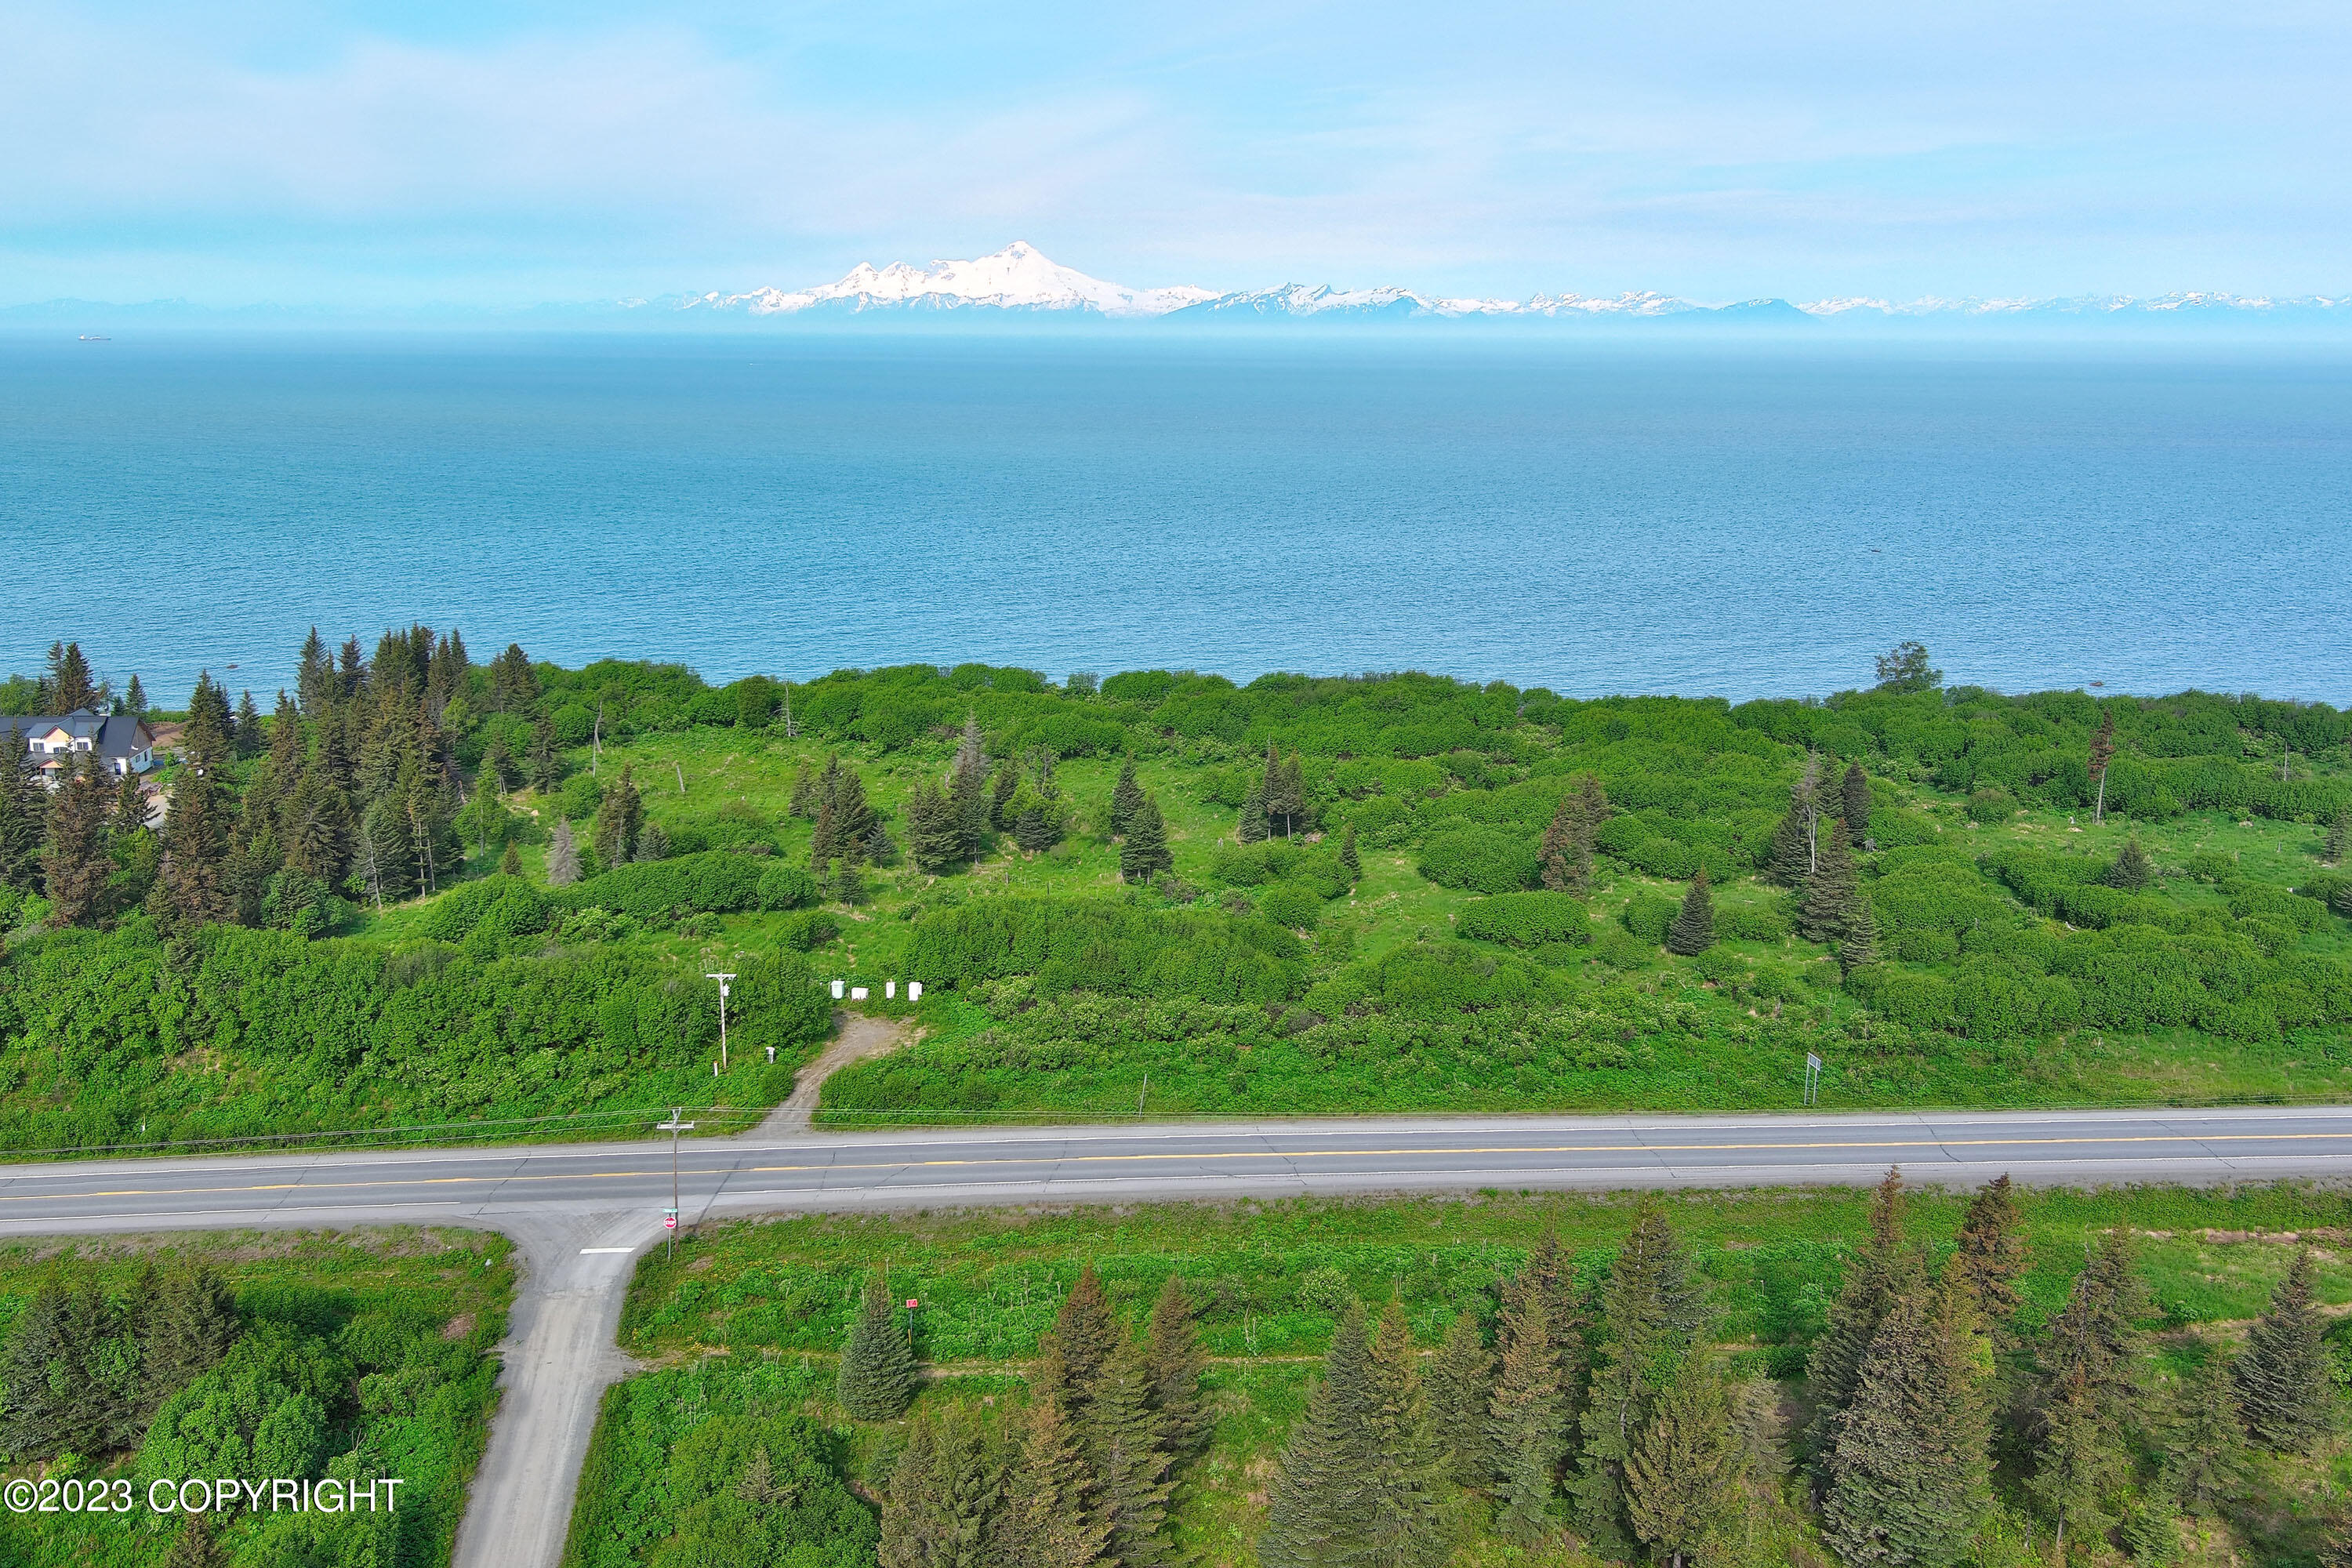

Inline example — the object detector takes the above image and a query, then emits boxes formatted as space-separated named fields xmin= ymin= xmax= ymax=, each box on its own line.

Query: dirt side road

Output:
xmin=750 ymin=1011 xmax=911 ymax=1137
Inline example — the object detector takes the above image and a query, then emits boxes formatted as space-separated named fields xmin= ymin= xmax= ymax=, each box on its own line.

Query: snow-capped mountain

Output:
xmin=682 ymin=241 xmax=1214 ymax=319
xmin=1795 ymin=292 xmax=2352 ymax=318
xmin=653 ymin=245 xmax=2352 ymax=331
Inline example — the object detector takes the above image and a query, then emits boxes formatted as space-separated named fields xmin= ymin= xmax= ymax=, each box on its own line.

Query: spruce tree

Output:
xmin=1808 ymin=1168 xmax=1918 ymax=1458
xmin=1366 ymin=1298 xmax=1450 ymax=1568
xmin=1839 ymin=891 xmax=1879 ymax=974
xmin=43 ymin=752 xmax=113 ymax=926
xmin=1626 ymin=1359 xmax=1740 ymax=1568
xmin=297 ymin=627 xmax=334 ymax=716
xmin=1428 ymin=1308 xmax=1495 ymax=1487
xmin=2235 ymin=1246 xmax=2333 ymax=1453
xmin=1575 ymin=1202 xmax=1704 ymax=1550
xmin=1084 ymin=1333 xmax=1176 ymax=1568
xmin=1276 ymin=751 xmax=1307 ymax=839
xmin=593 ymin=764 xmax=643 ymax=867
xmin=1665 ymin=867 xmax=1715 ymax=956
xmin=1120 ymin=795 xmax=1172 ymax=883
xmin=909 ymin=779 xmax=966 ymax=873
xmin=839 ymin=1272 xmax=919 ymax=1420
xmin=232 ymin=690 xmax=260 ymax=757
xmin=882 ymin=1410 xmax=1001 ymax=1568
xmin=1951 ymin=1174 xmax=2027 ymax=1334
xmin=45 ymin=640 xmax=95 ymax=713
xmin=1767 ymin=758 xmax=1824 ymax=887
xmin=2026 ymin=1370 xmax=2128 ymax=1563
xmin=1821 ymin=1284 xmax=1991 ymax=1568
xmin=1051 ymin=1264 xmax=1123 ymax=1403
xmin=1799 ymin=822 xmax=1861 ymax=945
xmin=990 ymin=755 xmax=1021 ymax=831
xmin=1146 ymin=1275 xmax=1210 ymax=1459
xmin=1 ymin=1280 xmax=75 ymax=1456
xmin=1541 ymin=794 xmax=1579 ymax=892
xmin=2042 ymin=1230 xmax=2150 ymax=1432
xmin=789 ymin=760 xmax=817 ymax=818
xmin=1488 ymin=1285 xmax=1565 ymax=1543
xmin=989 ymin=1397 xmax=1111 ymax=1568
xmin=1109 ymin=758 xmax=1145 ymax=839
xmin=1263 ymin=1301 xmax=1379 ymax=1566
xmin=1237 ymin=782 xmax=1269 ymax=844
xmin=2107 ymin=835 xmax=2154 ymax=891
xmin=951 ymin=714 xmax=992 ymax=859
xmin=482 ymin=733 xmax=514 ymax=793
xmin=529 ymin=718 xmax=560 ymax=793
xmin=0 ymin=732 xmax=43 ymax=891
xmin=2327 ymin=806 xmax=2352 ymax=865
xmin=500 ymin=842 xmax=522 ymax=877
xmin=1338 ymin=822 xmax=1361 ymax=884
xmin=2161 ymin=1345 xmax=2245 ymax=1515
xmin=2118 ymin=1476 xmax=2181 ymax=1567
xmin=141 ymin=1265 xmax=236 ymax=1410
xmin=163 ymin=1516 xmax=227 ymax=1568
xmin=1842 ymin=760 xmax=1872 ymax=848
xmin=124 ymin=673 xmax=149 ymax=717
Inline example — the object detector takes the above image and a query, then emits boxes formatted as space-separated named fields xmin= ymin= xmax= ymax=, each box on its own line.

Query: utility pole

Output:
xmin=656 ymin=1108 xmax=695 ymax=1258
xmin=706 ymin=972 xmax=736 ymax=1069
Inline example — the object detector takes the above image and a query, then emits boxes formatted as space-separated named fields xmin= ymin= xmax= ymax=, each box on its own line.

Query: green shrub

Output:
xmin=1457 ymin=891 xmax=1595 ymax=949
xmin=906 ymin=898 xmax=1305 ymax=1004
xmin=1965 ymin=787 xmax=2014 ymax=824
xmin=554 ymin=851 xmax=813 ymax=923
xmin=1716 ymin=905 xmax=1789 ymax=942
xmin=1417 ymin=826 xmax=1536 ymax=895
xmin=1257 ymin=883 xmax=1323 ymax=931
xmin=557 ymin=773 xmax=604 ymax=821
xmin=1621 ymin=895 xmax=1678 ymax=946
xmin=779 ymin=910 xmax=841 ymax=951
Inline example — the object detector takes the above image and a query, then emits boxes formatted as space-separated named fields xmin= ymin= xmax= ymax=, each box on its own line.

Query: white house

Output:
xmin=0 ymin=709 xmax=157 ymax=788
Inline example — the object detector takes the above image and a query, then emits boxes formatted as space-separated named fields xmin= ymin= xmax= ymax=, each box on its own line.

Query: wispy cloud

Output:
xmin=5 ymin=0 xmax=2349 ymax=304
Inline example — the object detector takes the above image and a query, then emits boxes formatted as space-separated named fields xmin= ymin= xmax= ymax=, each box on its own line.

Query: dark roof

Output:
xmin=0 ymin=710 xmax=156 ymax=759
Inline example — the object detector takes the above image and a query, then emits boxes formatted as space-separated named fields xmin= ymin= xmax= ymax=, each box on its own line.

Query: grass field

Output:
xmin=579 ymin=1181 xmax=2352 ymax=1567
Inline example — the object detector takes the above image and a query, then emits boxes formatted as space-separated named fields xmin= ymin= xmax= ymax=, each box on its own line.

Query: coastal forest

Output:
xmin=583 ymin=1180 xmax=2352 ymax=1568
xmin=4 ymin=632 xmax=2352 ymax=1149
xmin=0 ymin=1226 xmax=512 ymax=1568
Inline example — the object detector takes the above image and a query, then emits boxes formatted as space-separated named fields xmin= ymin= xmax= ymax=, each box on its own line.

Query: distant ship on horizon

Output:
xmin=78 ymin=333 xmax=109 ymax=341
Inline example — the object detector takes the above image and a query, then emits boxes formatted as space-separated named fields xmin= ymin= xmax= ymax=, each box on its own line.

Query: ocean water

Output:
xmin=3 ymin=332 xmax=2350 ymax=709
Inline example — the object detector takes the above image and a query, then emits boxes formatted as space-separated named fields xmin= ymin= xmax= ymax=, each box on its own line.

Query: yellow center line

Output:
xmin=5 ymin=1128 xmax=2350 ymax=1206
xmin=749 ymin=1128 xmax=2352 ymax=1173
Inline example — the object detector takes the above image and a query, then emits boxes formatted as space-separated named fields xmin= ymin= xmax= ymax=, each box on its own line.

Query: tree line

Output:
xmin=1250 ymin=1171 xmax=2342 ymax=1567
xmin=837 ymin=1265 xmax=1211 ymax=1568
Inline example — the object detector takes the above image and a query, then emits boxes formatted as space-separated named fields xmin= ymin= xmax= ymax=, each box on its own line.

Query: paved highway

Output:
xmin=10 ymin=1103 xmax=2352 ymax=1566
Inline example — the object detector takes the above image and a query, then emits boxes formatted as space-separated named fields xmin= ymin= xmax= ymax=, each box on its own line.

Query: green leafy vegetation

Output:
xmin=586 ymin=1181 xmax=2352 ymax=1566
xmin=9 ymin=634 xmax=2352 ymax=1149
xmin=0 ymin=1227 xmax=512 ymax=1568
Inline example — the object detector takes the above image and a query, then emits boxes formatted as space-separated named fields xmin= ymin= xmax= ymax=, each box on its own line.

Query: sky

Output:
xmin=5 ymin=0 xmax=2349 ymax=307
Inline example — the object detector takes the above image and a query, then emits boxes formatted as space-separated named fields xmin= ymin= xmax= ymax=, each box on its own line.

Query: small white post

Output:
xmin=886 ymin=980 xmax=897 ymax=1000
xmin=908 ymin=982 xmax=922 ymax=1003
xmin=706 ymin=973 xmax=735 ymax=1069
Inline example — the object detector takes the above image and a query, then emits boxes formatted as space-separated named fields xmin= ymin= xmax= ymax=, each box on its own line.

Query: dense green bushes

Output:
xmin=554 ymin=852 xmax=815 ymax=923
xmin=0 ymin=918 xmax=830 ymax=1150
xmin=1416 ymin=825 xmax=1537 ymax=894
xmin=0 ymin=1232 xmax=508 ymax=1568
xmin=1457 ymin=891 xmax=1596 ymax=949
xmin=906 ymin=898 xmax=1306 ymax=1004
xmin=562 ymin=1362 xmax=875 ymax=1568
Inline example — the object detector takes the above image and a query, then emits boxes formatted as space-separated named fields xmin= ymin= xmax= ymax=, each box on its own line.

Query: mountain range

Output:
xmin=662 ymin=242 xmax=2352 ymax=328
xmin=9 ymin=244 xmax=2348 ymax=329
